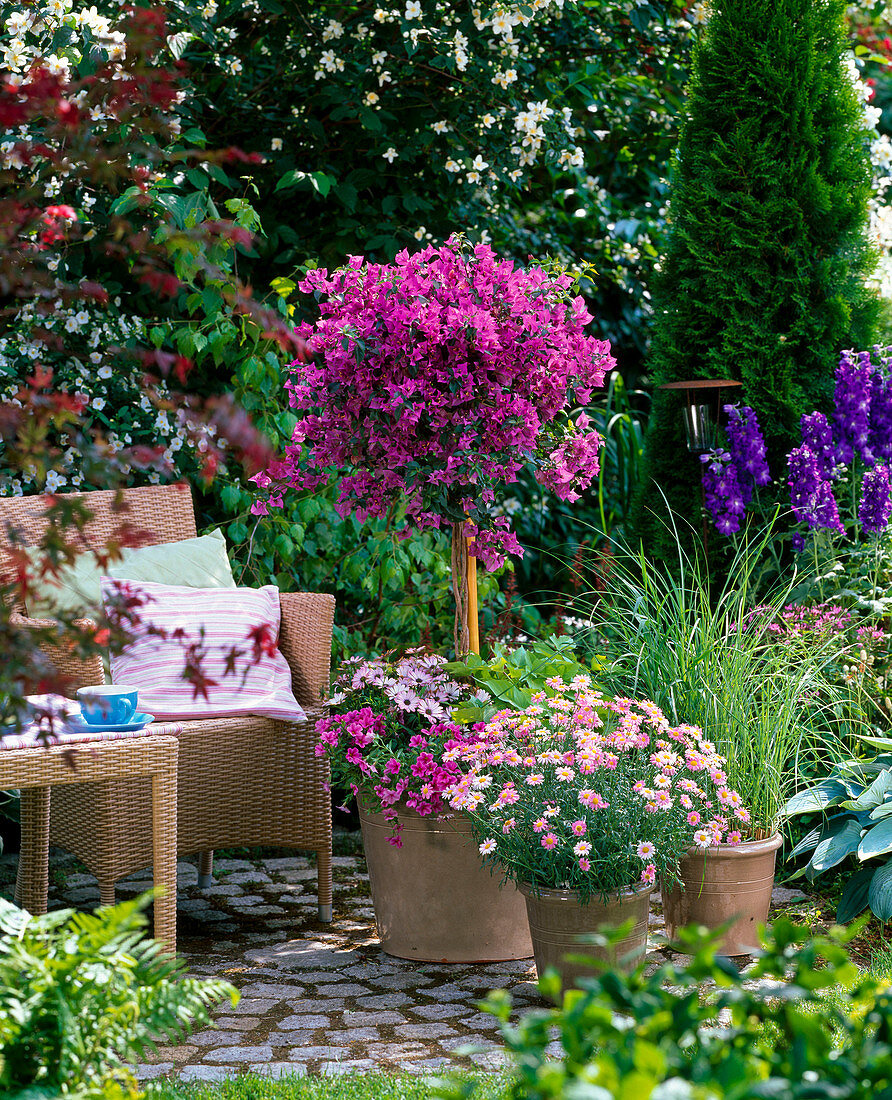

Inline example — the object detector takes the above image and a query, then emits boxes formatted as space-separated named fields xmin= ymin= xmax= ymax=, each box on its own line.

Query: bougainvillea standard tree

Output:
xmin=252 ymin=237 xmax=615 ymax=655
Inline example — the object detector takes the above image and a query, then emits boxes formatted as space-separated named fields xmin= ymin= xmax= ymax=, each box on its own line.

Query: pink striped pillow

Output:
xmin=99 ymin=579 xmax=306 ymax=722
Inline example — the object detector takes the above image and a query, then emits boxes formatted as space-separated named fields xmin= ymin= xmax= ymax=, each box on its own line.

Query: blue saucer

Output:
xmin=67 ymin=712 xmax=155 ymax=734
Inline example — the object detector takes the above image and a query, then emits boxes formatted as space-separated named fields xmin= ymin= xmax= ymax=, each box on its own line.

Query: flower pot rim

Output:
xmin=686 ymin=832 xmax=783 ymax=860
xmin=358 ymin=802 xmax=459 ymax=824
xmin=518 ymin=879 xmax=654 ymax=904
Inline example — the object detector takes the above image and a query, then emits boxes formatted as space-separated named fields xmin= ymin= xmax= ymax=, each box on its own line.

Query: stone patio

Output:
xmin=0 ymin=834 xmax=814 ymax=1083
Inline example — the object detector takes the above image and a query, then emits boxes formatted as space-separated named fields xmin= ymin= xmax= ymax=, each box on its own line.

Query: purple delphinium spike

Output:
xmin=725 ymin=404 xmax=771 ymax=489
xmin=870 ymin=362 xmax=892 ymax=463
xmin=834 ymin=349 xmax=875 ymax=466
xmin=859 ymin=464 xmax=892 ymax=534
xmin=787 ymin=444 xmax=845 ymax=535
xmin=800 ymin=411 xmax=837 ymax=481
xmin=701 ymin=449 xmax=746 ymax=535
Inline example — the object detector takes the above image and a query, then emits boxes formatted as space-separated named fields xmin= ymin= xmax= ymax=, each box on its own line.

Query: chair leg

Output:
xmin=17 ymin=787 xmax=50 ymax=915
xmin=317 ymin=846 xmax=332 ymax=923
xmin=197 ymin=850 xmax=214 ymax=889
xmin=98 ymin=880 xmax=116 ymax=908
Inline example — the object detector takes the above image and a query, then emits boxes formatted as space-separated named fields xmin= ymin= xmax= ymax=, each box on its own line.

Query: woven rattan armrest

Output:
xmin=278 ymin=591 xmax=335 ymax=711
xmin=9 ymin=610 xmax=104 ymax=693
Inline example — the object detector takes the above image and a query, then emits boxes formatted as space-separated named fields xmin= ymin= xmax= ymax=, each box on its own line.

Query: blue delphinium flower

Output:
xmin=701 ymin=449 xmax=747 ymax=535
xmin=858 ymin=463 xmax=892 ymax=534
xmin=800 ymin=411 xmax=837 ymax=481
xmin=869 ymin=361 xmax=892 ymax=463
xmin=787 ymin=444 xmax=845 ymax=535
xmin=834 ymin=350 xmax=874 ymax=466
xmin=725 ymin=404 xmax=771 ymax=490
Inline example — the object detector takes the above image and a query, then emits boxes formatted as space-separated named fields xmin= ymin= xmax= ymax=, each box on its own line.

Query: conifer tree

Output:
xmin=635 ymin=0 xmax=879 ymax=558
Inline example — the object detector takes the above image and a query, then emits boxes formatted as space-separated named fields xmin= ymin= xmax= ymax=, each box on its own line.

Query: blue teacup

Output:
xmin=76 ymin=686 xmax=139 ymax=726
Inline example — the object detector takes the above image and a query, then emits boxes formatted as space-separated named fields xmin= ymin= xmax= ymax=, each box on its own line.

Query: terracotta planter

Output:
xmin=358 ymin=804 xmax=534 ymax=963
xmin=661 ymin=833 xmax=783 ymax=956
xmin=519 ymin=880 xmax=652 ymax=990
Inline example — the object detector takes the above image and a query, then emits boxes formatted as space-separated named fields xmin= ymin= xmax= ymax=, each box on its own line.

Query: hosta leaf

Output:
xmin=868 ymin=860 xmax=892 ymax=922
xmin=781 ymin=780 xmax=849 ymax=818
xmin=859 ymin=816 xmax=892 ymax=861
xmin=790 ymin=824 xmax=824 ymax=858
xmin=837 ymin=866 xmax=875 ymax=922
xmin=807 ymin=816 xmax=863 ymax=875
xmin=857 ymin=734 xmax=892 ymax=752
xmin=840 ymin=769 xmax=892 ymax=811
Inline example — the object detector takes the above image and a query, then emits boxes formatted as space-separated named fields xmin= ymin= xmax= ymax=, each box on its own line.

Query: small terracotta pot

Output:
xmin=519 ymin=880 xmax=652 ymax=990
xmin=358 ymin=804 xmax=534 ymax=963
xmin=661 ymin=833 xmax=783 ymax=956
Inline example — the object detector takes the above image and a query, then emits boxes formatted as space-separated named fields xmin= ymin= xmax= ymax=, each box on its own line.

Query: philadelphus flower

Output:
xmin=405 ymin=0 xmax=422 ymax=17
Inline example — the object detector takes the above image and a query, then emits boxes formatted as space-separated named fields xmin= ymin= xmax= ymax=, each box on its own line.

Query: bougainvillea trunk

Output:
xmin=451 ymin=522 xmax=470 ymax=657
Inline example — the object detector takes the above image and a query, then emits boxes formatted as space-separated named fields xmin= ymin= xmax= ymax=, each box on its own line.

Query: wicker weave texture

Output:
xmin=2 ymin=484 xmax=334 ymax=919
xmin=8 ymin=736 xmax=179 ymax=952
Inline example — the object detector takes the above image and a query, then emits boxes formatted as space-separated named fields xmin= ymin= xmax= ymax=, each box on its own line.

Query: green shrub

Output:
xmin=437 ymin=919 xmax=891 ymax=1100
xmin=0 ymin=895 xmax=236 ymax=1099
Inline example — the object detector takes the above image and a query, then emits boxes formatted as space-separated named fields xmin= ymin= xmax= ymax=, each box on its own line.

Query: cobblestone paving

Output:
xmin=0 ymin=843 xmax=813 ymax=1084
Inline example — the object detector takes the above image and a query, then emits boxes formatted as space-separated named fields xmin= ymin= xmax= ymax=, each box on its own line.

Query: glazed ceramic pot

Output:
xmin=358 ymin=803 xmax=534 ymax=963
xmin=661 ymin=832 xmax=783 ymax=956
xmin=519 ymin=880 xmax=652 ymax=989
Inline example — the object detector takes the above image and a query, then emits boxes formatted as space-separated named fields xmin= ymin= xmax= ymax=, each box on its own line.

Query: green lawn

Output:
xmin=149 ymin=1072 xmax=511 ymax=1100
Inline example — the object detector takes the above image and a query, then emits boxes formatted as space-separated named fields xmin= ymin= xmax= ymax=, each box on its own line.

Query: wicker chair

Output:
xmin=1 ymin=483 xmax=335 ymax=921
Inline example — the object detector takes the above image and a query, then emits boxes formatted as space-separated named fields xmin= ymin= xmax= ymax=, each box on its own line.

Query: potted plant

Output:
xmin=584 ymin=539 xmax=858 ymax=954
xmin=251 ymin=235 xmax=615 ymax=655
xmin=315 ymin=650 xmax=533 ymax=962
xmin=443 ymin=678 xmax=750 ymax=987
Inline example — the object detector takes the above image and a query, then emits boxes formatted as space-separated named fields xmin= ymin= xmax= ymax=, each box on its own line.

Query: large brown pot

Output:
xmin=358 ymin=804 xmax=534 ymax=963
xmin=519 ymin=880 xmax=652 ymax=990
xmin=661 ymin=833 xmax=783 ymax=956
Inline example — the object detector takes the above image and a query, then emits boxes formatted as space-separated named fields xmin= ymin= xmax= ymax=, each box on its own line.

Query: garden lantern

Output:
xmin=658 ymin=378 xmax=742 ymax=454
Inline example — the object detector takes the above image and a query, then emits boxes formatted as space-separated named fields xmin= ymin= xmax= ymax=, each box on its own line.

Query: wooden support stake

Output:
xmin=466 ymin=526 xmax=480 ymax=656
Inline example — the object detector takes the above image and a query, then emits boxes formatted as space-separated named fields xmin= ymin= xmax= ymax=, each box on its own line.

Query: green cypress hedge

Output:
xmin=635 ymin=0 xmax=880 ymax=560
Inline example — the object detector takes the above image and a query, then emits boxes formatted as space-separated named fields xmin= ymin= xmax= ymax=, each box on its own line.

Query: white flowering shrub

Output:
xmin=147 ymin=0 xmax=696 ymax=363
xmin=0 ymin=299 xmax=206 ymax=496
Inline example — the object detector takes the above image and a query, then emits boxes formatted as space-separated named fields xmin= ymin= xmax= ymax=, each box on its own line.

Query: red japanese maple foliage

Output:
xmin=0 ymin=6 xmax=299 ymax=732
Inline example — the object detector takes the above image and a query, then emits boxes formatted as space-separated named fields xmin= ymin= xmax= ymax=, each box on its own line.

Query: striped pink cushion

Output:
xmin=100 ymin=579 xmax=306 ymax=722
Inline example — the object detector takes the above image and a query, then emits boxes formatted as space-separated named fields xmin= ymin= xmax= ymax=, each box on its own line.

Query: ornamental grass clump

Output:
xmin=252 ymin=235 xmax=615 ymax=652
xmin=315 ymin=651 xmax=479 ymax=844
xmin=444 ymin=679 xmax=749 ymax=904
xmin=584 ymin=533 xmax=859 ymax=835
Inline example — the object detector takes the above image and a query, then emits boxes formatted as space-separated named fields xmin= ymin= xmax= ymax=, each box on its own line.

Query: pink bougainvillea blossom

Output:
xmin=252 ymin=237 xmax=614 ymax=567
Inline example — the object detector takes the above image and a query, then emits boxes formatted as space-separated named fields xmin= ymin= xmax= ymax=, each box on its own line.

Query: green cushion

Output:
xmin=107 ymin=528 xmax=236 ymax=590
xmin=24 ymin=551 xmax=105 ymax=619
xmin=24 ymin=528 xmax=236 ymax=618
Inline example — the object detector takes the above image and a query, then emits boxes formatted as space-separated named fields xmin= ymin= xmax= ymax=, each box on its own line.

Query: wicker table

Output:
xmin=2 ymin=727 xmax=180 ymax=953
